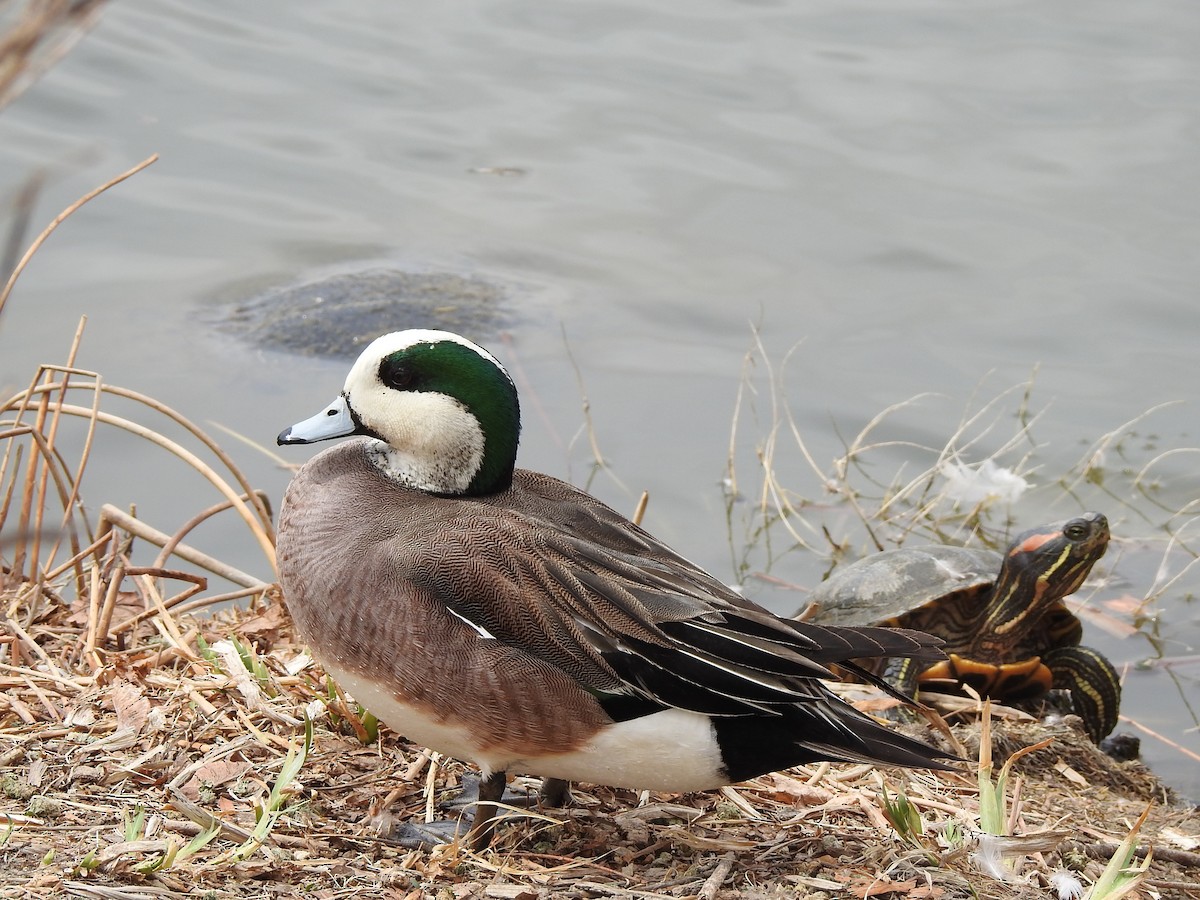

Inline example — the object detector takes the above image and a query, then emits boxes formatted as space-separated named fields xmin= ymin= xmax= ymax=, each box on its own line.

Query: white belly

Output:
xmin=326 ymin=663 xmax=728 ymax=791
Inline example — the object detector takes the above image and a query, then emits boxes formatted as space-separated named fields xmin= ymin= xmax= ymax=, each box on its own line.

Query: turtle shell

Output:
xmin=804 ymin=544 xmax=1005 ymax=649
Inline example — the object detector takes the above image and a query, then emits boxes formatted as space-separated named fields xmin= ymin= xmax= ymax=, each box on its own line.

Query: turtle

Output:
xmin=799 ymin=512 xmax=1121 ymax=742
xmin=212 ymin=268 xmax=513 ymax=359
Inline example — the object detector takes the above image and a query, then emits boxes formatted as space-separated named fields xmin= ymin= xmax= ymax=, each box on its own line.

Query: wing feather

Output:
xmin=402 ymin=492 xmax=945 ymax=722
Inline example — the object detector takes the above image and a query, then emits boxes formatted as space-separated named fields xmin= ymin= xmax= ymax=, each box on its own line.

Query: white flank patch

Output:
xmin=508 ymin=708 xmax=726 ymax=792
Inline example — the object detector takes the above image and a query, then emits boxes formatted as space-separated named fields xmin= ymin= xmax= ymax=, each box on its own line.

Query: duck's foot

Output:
xmin=393 ymin=773 xmax=573 ymax=850
xmin=392 ymin=818 xmax=470 ymax=848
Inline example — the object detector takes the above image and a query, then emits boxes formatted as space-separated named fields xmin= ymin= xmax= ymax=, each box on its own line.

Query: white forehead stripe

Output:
xmin=345 ymin=329 xmax=509 ymax=391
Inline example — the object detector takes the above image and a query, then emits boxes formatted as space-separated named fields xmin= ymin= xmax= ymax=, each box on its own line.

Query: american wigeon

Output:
xmin=276 ymin=329 xmax=956 ymax=848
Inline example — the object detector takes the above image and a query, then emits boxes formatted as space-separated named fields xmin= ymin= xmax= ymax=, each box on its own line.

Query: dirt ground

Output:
xmin=1 ymin=585 xmax=1198 ymax=900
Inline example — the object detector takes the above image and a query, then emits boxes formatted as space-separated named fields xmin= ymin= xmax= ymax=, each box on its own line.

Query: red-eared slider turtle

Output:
xmin=800 ymin=513 xmax=1120 ymax=742
xmin=214 ymin=268 xmax=513 ymax=359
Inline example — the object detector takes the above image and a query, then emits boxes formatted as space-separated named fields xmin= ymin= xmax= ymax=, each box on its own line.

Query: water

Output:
xmin=1 ymin=0 xmax=1197 ymax=796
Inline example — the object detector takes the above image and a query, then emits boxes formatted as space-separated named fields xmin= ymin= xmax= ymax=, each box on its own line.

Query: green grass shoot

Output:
xmin=1084 ymin=804 xmax=1153 ymax=900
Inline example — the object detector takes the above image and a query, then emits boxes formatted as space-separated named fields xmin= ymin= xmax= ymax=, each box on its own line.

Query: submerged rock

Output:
xmin=216 ymin=268 xmax=512 ymax=359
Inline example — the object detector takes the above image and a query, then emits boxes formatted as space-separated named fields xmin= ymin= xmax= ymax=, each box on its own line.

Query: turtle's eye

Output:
xmin=379 ymin=358 xmax=418 ymax=391
xmin=1063 ymin=521 xmax=1089 ymax=541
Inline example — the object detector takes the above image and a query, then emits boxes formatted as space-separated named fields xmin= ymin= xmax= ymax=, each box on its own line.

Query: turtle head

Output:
xmin=982 ymin=511 xmax=1109 ymax=640
xmin=278 ymin=329 xmax=520 ymax=496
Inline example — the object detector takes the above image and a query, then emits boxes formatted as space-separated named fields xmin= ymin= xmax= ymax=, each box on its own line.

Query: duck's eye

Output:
xmin=379 ymin=360 xmax=418 ymax=391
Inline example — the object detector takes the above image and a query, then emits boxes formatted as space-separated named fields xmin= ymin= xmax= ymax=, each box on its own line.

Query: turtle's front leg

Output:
xmin=1044 ymin=644 xmax=1122 ymax=742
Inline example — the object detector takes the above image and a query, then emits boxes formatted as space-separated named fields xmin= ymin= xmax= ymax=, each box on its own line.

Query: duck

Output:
xmin=275 ymin=329 xmax=958 ymax=849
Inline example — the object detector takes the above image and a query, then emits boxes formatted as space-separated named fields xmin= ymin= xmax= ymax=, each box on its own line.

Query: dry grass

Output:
xmin=0 ymin=0 xmax=107 ymax=114
xmin=0 ymin=330 xmax=1196 ymax=899
xmin=724 ymin=330 xmax=1200 ymax=568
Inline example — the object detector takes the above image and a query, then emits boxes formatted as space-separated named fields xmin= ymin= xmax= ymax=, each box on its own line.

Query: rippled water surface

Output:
xmin=2 ymin=0 xmax=1197 ymax=794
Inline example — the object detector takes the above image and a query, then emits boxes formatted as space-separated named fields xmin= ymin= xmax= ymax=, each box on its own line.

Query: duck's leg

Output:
xmin=465 ymin=774 xmax=571 ymax=848
xmin=466 ymin=771 xmax=508 ymax=850
xmin=466 ymin=776 xmax=571 ymax=850
xmin=539 ymin=777 xmax=570 ymax=807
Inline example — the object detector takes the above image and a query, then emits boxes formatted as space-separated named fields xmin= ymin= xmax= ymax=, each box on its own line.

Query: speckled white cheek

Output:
xmin=358 ymin=389 xmax=485 ymax=493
